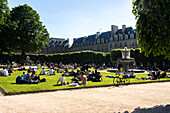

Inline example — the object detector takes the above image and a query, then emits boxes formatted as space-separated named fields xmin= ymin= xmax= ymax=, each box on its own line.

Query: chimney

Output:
xmin=122 ymin=24 xmax=126 ymax=32
xmin=73 ymin=38 xmax=76 ymax=42
xmin=111 ymin=25 xmax=118 ymax=36
xmin=96 ymin=32 xmax=100 ymax=37
xmin=67 ymin=38 xmax=69 ymax=41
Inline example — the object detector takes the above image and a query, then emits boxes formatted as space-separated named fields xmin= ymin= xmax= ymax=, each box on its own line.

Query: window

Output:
xmin=110 ymin=37 xmax=113 ymax=42
xmin=130 ymin=34 xmax=134 ymax=39
xmin=125 ymin=42 xmax=127 ymax=47
xmin=110 ymin=43 xmax=112 ymax=48
xmin=97 ymin=39 xmax=100 ymax=44
xmin=115 ymin=43 xmax=117 ymax=48
xmin=119 ymin=34 xmax=123 ymax=40
xmin=125 ymin=35 xmax=128 ymax=40
xmin=114 ymin=35 xmax=118 ymax=41
xmin=101 ymin=38 xmax=104 ymax=43
xmin=120 ymin=42 xmax=122 ymax=47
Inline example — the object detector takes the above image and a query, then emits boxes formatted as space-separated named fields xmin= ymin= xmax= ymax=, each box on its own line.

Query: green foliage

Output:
xmin=0 ymin=51 xmax=110 ymax=64
xmin=132 ymin=0 xmax=170 ymax=60
xmin=10 ymin=4 xmax=49 ymax=64
xmin=0 ymin=0 xmax=15 ymax=53
xmin=110 ymin=48 xmax=169 ymax=66
xmin=0 ymin=0 xmax=10 ymax=25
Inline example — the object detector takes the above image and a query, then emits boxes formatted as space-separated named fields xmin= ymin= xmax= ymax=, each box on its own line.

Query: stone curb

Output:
xmin=0 ymin=80 xmax=170 ymax=96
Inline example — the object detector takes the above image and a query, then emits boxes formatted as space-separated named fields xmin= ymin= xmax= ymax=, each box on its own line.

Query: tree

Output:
xmin=0 ymin=0 xmax=15 ymax=54
xmin=132 ymin=0 xmax=170 ymax=60
xmin=10 ymin=4 xmax=49 ymax=65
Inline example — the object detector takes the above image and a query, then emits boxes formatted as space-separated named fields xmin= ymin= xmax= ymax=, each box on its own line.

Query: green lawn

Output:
xmin=0 ymin=68 xmax=170 ymax=94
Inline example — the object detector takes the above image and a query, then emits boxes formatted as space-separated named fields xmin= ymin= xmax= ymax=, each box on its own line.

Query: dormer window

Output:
xmin=119 ymin=34 xmax=123 ymax=40
xmin=125 ymin=35 xmax=128 ymax=40
xmin=97 ymin=39 xmax=100 ymax=44
xmin=101 ymin=38 xmax=104 ymax=43
xmin=114 ymin=35 xmax=118 ymax=41
xmin=110 ymin=37 xmax=113 ymax=42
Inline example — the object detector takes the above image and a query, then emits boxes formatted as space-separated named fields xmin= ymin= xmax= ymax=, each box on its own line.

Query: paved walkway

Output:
xmin=0 ymin=82 xmax=170 ymax=113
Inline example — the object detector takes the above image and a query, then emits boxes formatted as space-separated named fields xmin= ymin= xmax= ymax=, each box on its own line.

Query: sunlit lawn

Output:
xmin=0 ymin=68 xmax=170 ymax=94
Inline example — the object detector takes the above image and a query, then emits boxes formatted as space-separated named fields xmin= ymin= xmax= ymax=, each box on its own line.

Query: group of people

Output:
xmin=56 ymin=69 xmax=103 ymax=86
xmin=148 ymin=69 xmax=168 ymax=80
xmin=116 ymin=70 xmax=136 ymax=78
xmin=40 ymin=67 xmax=55 ymax=75
xmin=16 ymin=69 xmax=46 ymax=84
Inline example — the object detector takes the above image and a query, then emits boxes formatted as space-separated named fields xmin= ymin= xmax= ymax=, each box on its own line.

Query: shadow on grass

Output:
xmin=123 ymin=104 xmax=170 ymax=113
xmin=53 ymin=84 xmax=62 ymax=86
xmin=11 ymin=83 xmax=31 ymax=85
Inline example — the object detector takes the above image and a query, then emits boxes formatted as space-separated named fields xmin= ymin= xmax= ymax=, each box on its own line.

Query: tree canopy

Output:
xmin=0 ymin=0 xmax=16 ymax=53
xmin=132 ymin=0 xmax=170 ymax=60
xmin=0 ymin=0 xmax=10 ymax=24
xmin=10 ymin=4 xmax=49 ymax=64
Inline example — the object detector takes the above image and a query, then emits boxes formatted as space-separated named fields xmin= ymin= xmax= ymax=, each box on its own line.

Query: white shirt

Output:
xmin=49 ymin=69 xmax=54 ymax=75
xmin=57 ymin=77 xmax=66 ymax=84
xmin=2 ymin=69 xmax=8 ymax=76
xmin=41 ymin=69 xmax=45 ymax=74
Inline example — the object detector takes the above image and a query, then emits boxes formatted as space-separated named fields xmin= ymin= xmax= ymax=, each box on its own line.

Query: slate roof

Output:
xmin=46 ymin=38 xmax=69 ymax=47
xmin=72 ymin=26 xmax=136 ymax=46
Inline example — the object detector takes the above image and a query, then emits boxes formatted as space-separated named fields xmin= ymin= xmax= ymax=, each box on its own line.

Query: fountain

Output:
xmin=107 ymin=47 xmax=145 ymax=73
xmin=117 ymin=47 xmax=134 ymax=72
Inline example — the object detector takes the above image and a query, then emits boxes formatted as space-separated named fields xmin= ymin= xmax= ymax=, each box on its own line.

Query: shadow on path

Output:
xmin=123 ymin=104 xmax=170 ymax=113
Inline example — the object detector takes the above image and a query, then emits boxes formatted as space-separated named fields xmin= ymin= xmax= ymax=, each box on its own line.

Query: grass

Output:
xmin=0 ymin=68 xmax=170 ymax=94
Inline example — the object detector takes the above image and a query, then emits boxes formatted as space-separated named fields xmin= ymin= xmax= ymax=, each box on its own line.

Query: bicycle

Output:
xmin=113 ymin=75 xmax=130 ymax=85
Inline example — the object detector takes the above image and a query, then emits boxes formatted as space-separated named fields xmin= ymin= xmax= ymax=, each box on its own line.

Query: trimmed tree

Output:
xmin=10 ymin=4 xmax=49 ymax=65
xmin=132 ymin=0 xmax=170 ymax=60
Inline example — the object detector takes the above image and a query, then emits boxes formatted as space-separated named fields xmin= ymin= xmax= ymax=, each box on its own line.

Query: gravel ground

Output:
xmin=0 ymin=82 xmax=170 ymax=113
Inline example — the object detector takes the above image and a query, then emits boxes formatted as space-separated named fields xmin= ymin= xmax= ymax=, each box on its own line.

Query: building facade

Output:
xmin=41 ymin=38 xmax=69 ymax=54
xmin=70 ymin=25 xmax=139 ymax=52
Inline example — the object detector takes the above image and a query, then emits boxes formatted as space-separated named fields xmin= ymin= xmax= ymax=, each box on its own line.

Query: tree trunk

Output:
xmin=21 ymin=49 xmax=25 ymax=66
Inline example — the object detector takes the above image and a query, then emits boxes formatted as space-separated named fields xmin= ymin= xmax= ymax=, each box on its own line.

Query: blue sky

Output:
xmin=8 ymin=0 xmax=136 ymax=45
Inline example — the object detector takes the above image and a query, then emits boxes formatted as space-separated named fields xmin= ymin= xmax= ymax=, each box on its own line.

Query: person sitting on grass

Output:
xmin=16 ymin=70 xmax=39 ymax=84
xmin=72 ymin=70 xmax=81 ymax=83
xmin=40 ymin=67 xmax=47 ymax=75
xmin=81 ymin=71 xmax=87 ymax=86
xmin=64 ymin=68 xmax=70 ymax=76
xmin=148 ymin=69 xmax=153 ymax=76
xmin=159 ymin=71 xmax=167 ymax=78
xmin=1 ymin=67 xmax=9 ymax=76
xmin=31 ymin=74 xmax=40 ymax=82
xmin=49 ymin=67 xmax=55 ymax=75
xmin=23 ymin=70 xmax=31 ymax=81
xmin=8 ymin=65 xmax=14 ymax=73
xmin=57 ymin=74 xmax=68 ymax=85
xmin=129 ymin=70 xmax=136 ymax=78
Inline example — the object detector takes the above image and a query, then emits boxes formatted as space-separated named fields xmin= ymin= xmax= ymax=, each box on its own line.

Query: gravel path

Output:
xmin=0 ymin=82 xmax=170 ymax=113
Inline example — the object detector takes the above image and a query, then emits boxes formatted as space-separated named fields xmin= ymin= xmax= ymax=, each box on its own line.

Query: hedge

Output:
xmin=0 ymin=49 xmax=169 ymax=66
